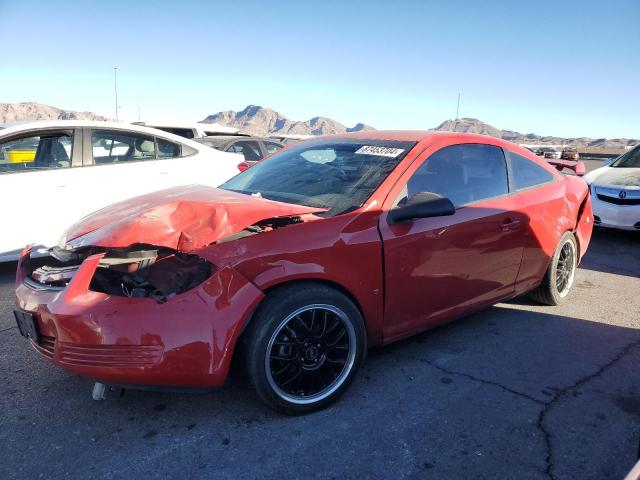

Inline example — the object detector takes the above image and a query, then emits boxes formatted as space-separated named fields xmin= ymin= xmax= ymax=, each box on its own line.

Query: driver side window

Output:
xmin=397 ymin=144 xmax=509 ymax=208
xmin=226 ymin=141 xmax=262 ymax=162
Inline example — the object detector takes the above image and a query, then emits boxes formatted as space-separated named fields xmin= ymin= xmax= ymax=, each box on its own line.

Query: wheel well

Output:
xmin=571 ymin=194 xmax=589 ymax=260
xmin=239 ymin=278 xmax=366 ymax=337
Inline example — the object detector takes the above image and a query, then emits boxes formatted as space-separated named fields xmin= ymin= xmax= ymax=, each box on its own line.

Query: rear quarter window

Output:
xmin=508 ymin=151 xmax=555 ymax=190
xmin=157 ymin=138 xmax=182 ymax=158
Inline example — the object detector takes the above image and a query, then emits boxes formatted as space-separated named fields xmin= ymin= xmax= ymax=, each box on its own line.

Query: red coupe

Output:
xmin=14 ymin=131 xmax=593 ymax=414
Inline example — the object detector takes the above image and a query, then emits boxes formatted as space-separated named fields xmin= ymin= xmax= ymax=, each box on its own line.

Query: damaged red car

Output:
xmin=15 ymin=131 xmax=593 ymax=414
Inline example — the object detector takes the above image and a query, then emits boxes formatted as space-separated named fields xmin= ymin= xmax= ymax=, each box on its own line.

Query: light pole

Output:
xmin=452 ymin=92 xmax=461 ymax=132
xmin=113 ymin=67 xmax=119 ymax=121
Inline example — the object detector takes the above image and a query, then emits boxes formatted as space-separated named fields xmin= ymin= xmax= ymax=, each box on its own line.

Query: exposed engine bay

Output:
xmin=91 ymin=248 xmax=212 ymax=303
xmin=216 ymin=215 xmax=304 ymax=243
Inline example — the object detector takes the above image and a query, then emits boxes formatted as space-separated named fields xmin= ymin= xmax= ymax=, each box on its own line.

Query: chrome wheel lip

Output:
xmin=556 ymin=239 xmax=577 ymax=298
xmin=265 ymin=304 xmax=357 ymax=405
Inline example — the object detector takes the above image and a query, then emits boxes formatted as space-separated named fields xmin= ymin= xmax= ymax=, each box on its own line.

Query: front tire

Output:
xmin=241 ymin=283 xmax=366 ymax=415
xmin=530 ymin=232 xmax=578 ymax=305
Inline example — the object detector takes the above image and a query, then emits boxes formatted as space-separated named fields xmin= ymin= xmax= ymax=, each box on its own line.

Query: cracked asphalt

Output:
xmin=1 ymin=204 xmax=639 ymax=478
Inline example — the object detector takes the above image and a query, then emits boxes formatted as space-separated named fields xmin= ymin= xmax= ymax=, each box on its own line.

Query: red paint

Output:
xmin=15 ymin=131 xmax=592 ymax=389
xmin=61 ymin=185 xmax=325 ymax=251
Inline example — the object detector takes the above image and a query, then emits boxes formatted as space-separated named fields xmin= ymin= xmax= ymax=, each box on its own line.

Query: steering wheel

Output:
xmin=324 ymin=164 xmax=348 ymax=181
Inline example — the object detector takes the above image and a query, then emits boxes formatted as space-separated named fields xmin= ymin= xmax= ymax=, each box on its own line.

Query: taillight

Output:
xmin=237 ymin=162 xmax=250 ymax=172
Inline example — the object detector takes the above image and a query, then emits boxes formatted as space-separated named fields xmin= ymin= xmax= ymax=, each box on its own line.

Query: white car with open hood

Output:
xmin=584 ymin=145 xmax=640 ymax=231
xmin=0 ymin=120 xmax=241 ymax=261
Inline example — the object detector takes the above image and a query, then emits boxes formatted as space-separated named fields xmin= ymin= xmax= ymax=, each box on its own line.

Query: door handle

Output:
xmin=501 ymin=219 xmax=521 ymax=232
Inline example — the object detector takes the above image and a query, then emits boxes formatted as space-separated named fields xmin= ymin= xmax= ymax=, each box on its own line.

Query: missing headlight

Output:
xmin=90 ymin=248 xmax=213 ymax=302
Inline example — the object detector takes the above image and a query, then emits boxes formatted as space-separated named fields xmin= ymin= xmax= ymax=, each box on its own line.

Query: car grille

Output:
xmin=595 ymin=187 xmax=640 ymax=206
xmin=596 ymin=194 xmax=640 ymax=206
xmin=33 ymin=335 xmax=56 ymax=359
xmin=58 ymin=343 xmax=163 ymax=368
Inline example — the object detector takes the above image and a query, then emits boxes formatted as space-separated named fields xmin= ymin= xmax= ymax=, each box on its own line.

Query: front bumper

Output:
xmin=15 ymin=248 xmax=264 ymax=388
xmin=591 ymin=196 xmax=640 ymax=231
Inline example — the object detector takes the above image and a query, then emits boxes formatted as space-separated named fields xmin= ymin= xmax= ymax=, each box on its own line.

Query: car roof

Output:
xmin=317 ymin=130 xmax=505 ymax=144
xmin=0 ymin=120 xmax=171 ymax=135
xmin=307 ymin=130 xmax=543 ymax=161
xmin=0 ymin=120 xmax=215 ymax=152
xmin=135 ymin=121 xmax=239 ymax=134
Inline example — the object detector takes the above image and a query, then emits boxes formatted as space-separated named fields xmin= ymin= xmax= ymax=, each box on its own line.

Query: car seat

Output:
xmin=408 ymin=158 xmax=472 ymax=207
xmin=133 ymin=138 xmax=156 ymax=160
xmin=240 ymin=144 xmax=261 ymax=162
xmin=33 ymin=137 xmax=70 ymax=168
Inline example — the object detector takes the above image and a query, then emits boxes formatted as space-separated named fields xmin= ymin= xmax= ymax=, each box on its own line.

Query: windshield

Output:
xmin=611 ymin=146 xmax=640 ymax=168
xmin=220 ymin=138 xmax=417 ymax=216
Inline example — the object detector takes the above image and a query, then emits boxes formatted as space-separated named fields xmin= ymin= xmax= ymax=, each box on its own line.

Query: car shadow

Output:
xmin=579 ymin=227 xmax=640 ymax=279
xmin=0 ymin=260 xmax=17 ymax=278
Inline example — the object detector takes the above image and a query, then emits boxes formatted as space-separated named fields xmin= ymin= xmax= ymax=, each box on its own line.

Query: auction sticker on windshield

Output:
xmin=355 ymin=146 xmax=405 ymax=158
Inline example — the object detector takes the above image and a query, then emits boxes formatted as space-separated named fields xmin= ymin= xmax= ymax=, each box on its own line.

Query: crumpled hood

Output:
xmin=62 ymin=185 xmax=324 ymax=251
xmin=587 ymin=166 xmax=640 ymax=188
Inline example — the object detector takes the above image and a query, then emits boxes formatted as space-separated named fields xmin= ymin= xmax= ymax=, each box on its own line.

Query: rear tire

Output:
xmin=530 ymin=232 xmax=578 ymax=306
xmin=241 ymin=283 xmax=366 ymax=415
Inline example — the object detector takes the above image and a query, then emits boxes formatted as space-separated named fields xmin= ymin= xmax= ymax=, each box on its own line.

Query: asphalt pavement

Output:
xmin=1 ymin=159 xmax=639 ymax=480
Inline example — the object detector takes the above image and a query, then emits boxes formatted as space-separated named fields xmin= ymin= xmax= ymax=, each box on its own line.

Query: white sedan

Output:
xmin=0 ymin=120 xmax=241 ymax=261
xmin=584 ymin=145 xmax=640 ymax=231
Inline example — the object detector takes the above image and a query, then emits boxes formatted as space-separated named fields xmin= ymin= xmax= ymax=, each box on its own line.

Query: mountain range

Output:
xmin=1 ymin=102 xmax=636 ymax=149
xmin=433 ymin=118 xmax=637 ymax=150
xmin=201 ymin=106 xmax=636 ymax=149
xmin=201 ymin=105 xmax=374 ymax=136
xmin=0 ymin=102 xmax=109 ymax=123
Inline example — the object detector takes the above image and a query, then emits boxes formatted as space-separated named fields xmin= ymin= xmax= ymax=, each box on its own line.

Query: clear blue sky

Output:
xmin=0 ymin=0 xmax=638 ymax=138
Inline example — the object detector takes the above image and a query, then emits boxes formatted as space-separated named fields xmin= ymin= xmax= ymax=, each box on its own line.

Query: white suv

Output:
xmin=0 ymin=120 xmax=241 ymax=261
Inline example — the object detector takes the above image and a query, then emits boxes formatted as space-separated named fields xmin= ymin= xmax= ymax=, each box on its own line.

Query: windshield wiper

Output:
xmin=223 ymin=188 xmax=255 ymax=196
xmin=267 ymin=195 xmax=328 ymax=209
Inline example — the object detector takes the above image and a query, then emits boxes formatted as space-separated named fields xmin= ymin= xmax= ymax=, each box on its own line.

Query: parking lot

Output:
xmin=0 ymin=219 xmax=638 ymax=479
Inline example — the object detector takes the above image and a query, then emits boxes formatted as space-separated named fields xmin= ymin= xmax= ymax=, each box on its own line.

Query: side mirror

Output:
xmin=388 ymin=192 xmax=455 ymax=224
xmin=602 ymin=158 xmax=614 ymax=167
xmin=575 ymin=161 xmax=586 ymax=177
